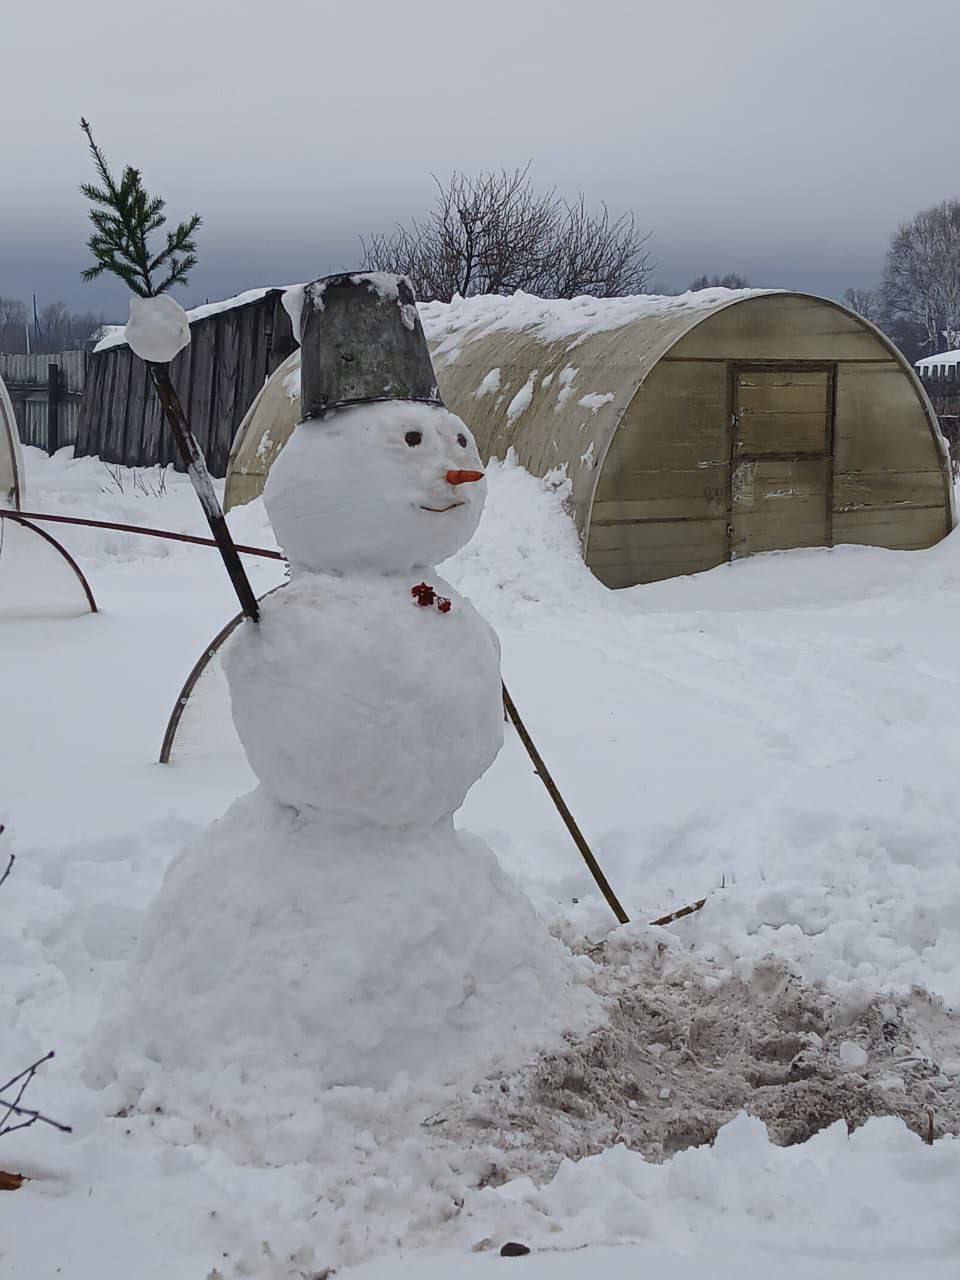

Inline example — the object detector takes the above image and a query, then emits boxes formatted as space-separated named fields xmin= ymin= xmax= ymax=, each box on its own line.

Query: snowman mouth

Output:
xmin=420 ymin=502 xmax=465 ymax=513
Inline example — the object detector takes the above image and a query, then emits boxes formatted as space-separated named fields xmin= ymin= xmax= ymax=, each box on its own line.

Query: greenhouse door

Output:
xmin=729 ymin=364 xmax=834 ymax=559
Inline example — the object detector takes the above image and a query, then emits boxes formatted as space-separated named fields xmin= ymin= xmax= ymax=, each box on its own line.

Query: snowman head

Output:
xmin=264 ymin=399 xmax=486 ymax=574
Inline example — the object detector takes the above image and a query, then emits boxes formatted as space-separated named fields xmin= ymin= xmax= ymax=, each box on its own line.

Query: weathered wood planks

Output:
xmin=75 ymin=291 xmax=296 ymax=476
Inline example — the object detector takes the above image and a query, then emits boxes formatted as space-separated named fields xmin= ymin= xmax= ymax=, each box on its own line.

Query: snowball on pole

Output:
xmin=124 ymin=293 xmax=191 ymax=364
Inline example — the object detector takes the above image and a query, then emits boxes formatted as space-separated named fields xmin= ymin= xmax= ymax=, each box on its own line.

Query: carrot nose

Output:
xmin=446 ymin=469 xmax=484 ymax=486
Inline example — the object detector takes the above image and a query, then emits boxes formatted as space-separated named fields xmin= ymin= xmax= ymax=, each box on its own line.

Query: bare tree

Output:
xmin=843 ymin=287 xmax=883 ymax=324
xmin=34 ymin=302 xmax=103 ymax=353
xmin=689 ymin=273 xmax=751 ymax=291
xmin=361 ymin=166 xmax=652 ymax=301
xmin=537 ymin=197 xmax=652 ymax=299
xmin=0 ymin=297 xmax=105 ymax=354
xmin=0 ymin=298 xmax=28 ymax=353
xmin=882 ymin=200 xmax=960 ymax=356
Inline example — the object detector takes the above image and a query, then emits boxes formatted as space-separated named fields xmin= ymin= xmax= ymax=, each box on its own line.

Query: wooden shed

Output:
xmin=77 ymin=288 xmax=297 ymax=476
xmin=0 ymin=351 xmax=87 ymax=454
xmin=225 ymin=289 xmax=954 ymax=587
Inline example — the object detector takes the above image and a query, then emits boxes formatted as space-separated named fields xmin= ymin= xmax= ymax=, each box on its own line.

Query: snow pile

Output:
xmin=7 ymin=447 xmax=960 ymax=1277
xmin=420 ymin=286 xmax=772 ymax=361
xmin=91 ymin=790 xmax=596 ymax=1094
xmin=457 ymin=1112 xmax=960 ymax=1271
xmin=14 ymin=445 xmax=276 ymax=565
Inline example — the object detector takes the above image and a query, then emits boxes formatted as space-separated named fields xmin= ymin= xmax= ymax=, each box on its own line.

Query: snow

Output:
xmin=506 ymin=372 xmax=537 ymax=422
xmin=839 ymin=1041 xmax=870 ymax=1071
xmin=916 ymin=349 xmax=960 ymax=375
xmin=420 ymin=287 xmax=772 ymax=361
xmin=123 ymin=293 xmax=191 ymax=364
xmin=91 ymin=790 xmax=595 ymax=1095
xmin=96 ymin=279 xmax=771 ymax=372
xmin=6 ymin=444 xmax=960 ymax=1276
xmin=280 ymin=275 xmax=421 ymax=346
xmin=281 ymin=283 xmax=307 ymax=342
xmin=578 ymin=392 xmax=615 ymax=413
xmin=554 ymin=364 xmax=579 ymax=411
xmin=349 ymin=272 xmax=419 ymax=331
xmin=91 ymin=374 xmax=596 ymax=1127
xmin=223 ymin=571 xmax=503 ymax=825
xmin=350 ymin=271 xmax=407 ymax=302
xmin=474 ymin=368 xmax=502 ymax=398
xmin=95 ymin=287 xmax=289 ymax=352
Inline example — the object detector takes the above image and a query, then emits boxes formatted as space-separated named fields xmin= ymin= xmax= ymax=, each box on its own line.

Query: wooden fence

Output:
xmin=76 ymin=289 xmax=297 ymax=477
xmin=0 ymin=351 xmax=87 ymax=452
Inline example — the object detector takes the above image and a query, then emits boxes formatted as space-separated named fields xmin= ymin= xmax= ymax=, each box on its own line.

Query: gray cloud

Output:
xmin=3 ymin=0 xmax=957 ymax=316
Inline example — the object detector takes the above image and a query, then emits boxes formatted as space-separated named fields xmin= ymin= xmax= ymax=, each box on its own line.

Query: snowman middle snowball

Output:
xmin=224 ymin=398 xmax=504 ymax=826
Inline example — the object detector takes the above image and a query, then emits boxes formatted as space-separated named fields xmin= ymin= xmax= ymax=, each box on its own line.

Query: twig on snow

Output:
xmin=0 ymin=1052 xmax=72 ymax=1138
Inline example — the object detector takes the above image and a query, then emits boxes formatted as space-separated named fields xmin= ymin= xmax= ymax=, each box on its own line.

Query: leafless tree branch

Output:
xmin=0 ymin=1052 xmax=72 ymax=1137
xmin=882 ymin=200 xmax=960 ymax=356
xmin=0 ymin=831 xmax=72 ymax=1144
xmin=360 ymin=166 xmax=653 ymax=302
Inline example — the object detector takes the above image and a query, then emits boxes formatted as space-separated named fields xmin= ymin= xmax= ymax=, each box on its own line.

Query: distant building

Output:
xmin=915 ymin=350 xmax=960 ymax=386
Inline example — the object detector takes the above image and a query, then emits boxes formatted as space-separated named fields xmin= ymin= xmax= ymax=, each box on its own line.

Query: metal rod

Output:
xmin=1 ymin=508 xmax=284 ymax=560
xmin=3 ymin=506 xmax=630 ymax=925
xmin=501 ymin=683 xmax=629 ymax=925
xmin=147 ymin=362 xmax=261 ymax=623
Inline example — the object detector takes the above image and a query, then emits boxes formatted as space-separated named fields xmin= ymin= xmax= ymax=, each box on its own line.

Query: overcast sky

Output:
xmin=4 ymin=0 xmax=957 ymax=319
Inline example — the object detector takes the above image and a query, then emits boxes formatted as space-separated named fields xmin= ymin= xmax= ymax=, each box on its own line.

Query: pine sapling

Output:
xmin=80 ymin=119 xmax=201 ymax=299
xmin=79 ymin=119 xmax=260 ymax=623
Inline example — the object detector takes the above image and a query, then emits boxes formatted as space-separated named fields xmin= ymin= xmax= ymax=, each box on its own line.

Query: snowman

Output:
xmin=95 ymin=274 xmax=596 ymax=1095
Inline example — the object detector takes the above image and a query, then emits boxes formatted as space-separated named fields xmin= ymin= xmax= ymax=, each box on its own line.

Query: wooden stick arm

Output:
xmin=147 ymin=362 xmax=261 ymax=623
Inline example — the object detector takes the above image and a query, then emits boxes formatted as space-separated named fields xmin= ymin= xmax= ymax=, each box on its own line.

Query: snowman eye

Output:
xmin=457 ymin=433 xmax=467 ymax=447
xmin=404 ymin=430 xmax=423 ymax=447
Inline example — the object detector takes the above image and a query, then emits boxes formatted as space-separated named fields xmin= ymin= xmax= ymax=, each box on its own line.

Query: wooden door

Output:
xmin=730 ymin=365 xmax=834 ymax=558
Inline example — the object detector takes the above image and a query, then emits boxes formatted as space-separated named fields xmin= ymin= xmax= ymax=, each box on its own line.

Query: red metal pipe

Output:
xmin=0 ymin=509 xmax=285 ymax=561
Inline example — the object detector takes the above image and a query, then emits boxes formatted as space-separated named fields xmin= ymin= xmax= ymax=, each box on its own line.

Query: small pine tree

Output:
xmin=77 ymin=119 xmax=259 ymax=622
xmin=79 ymin=118 xmax=201 ymax=298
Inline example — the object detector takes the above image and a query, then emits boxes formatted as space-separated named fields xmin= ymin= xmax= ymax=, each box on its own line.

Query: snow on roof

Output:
xmin=94 ymin=286 xmax=291 ymax=352
xmin=419 ymin=287 xmax=774 ymax=361
xmin=96 ymin=283 xmax=777 ymax=355
xmin=916 ymin=349 xmax=960 ymax=371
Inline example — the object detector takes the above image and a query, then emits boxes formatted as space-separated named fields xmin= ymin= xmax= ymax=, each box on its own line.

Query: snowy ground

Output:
xmin=4 ymin=446 xmax=960 ymax=1277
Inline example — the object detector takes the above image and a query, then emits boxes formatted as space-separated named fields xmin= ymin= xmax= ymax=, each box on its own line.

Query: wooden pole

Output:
xmin=501 ymin=683 xmax=629 ymax=925
xmin=146 ymin=362 xmax=261 ymax=623
xmin=46 ymin=363 xmax=59 ymax=456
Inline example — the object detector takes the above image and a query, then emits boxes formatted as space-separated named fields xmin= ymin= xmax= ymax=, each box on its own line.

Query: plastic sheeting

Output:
xmin=0 ymin=373 xmax=24 ymax=509
xmin=160 ymin=614 xmax=246 ymax=764
xmin=0 ymin=517 xmax=96 ymax=619
xmin=160 ymin=589 xmax=282 ymax=763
